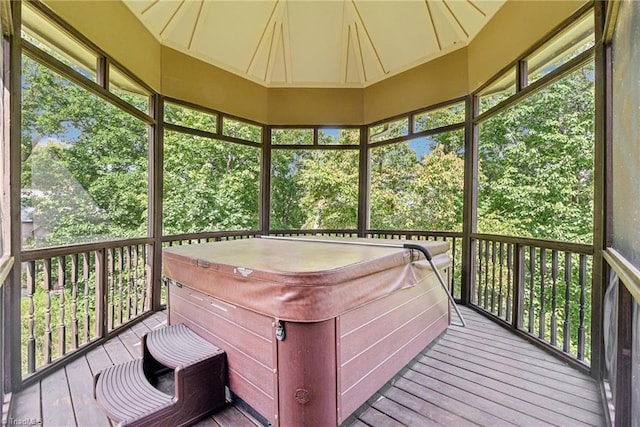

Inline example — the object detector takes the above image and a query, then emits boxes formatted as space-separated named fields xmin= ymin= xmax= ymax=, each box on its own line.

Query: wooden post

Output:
xmin=614 ymin=283 xmax=632 ymax=427
xmin=4 ymin=0 xmax=22 ymax=392
xmin=149 ymin=94 xmax=163 ymax=311
xmin=590 ymin=0 xmax=610 ymax=381
xmin=357 ymin=124 xmax=369 ymax=237
xmin=260 ymin=126 xmax=271 ymax=234
xmin=461 ymin=94 xmax=477 ymax=305
xmin=512 ymin=244 xmax=525 ymax=330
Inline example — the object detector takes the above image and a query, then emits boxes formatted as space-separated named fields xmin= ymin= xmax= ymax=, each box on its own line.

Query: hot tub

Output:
xmin=162 ymin=237 xmax=451 ymax=426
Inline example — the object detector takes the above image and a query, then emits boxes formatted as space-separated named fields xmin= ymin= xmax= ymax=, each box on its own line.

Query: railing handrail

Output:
xmin=472 ymin=233 xmax=593 ymax=255
xmin=367 ymin=229 xmax=463 ymax=238
xmin=268 ymin=229 xmax=358 ymax=235
xmin=603 ymin=247 xmax=640 ymax=304
xmin=161 ymin=230 xmax=260 ymax=243
xmin=21 ymin=237 xmax=154 ymax=261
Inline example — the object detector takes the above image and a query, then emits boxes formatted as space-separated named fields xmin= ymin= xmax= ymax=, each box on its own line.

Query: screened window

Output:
xmin=109 ymin=64 xmax=150 ymax=113
xmin=477 ymin=62 xmax=594 ymax=243
xmin=318 ymin=128 xmax=360 ymax=145
xmin=270 ymin=148 xmax=358 ymax=230
xmin=164 ymin=102 xmax=217 ymax=133
xmin=271 ymin=128 xmax=313 ymax=145
xmin=368 ymin=117 xmax=409 ymax=143
xmin=526 ymin=10 xmax=595 ymax=84
xmin=477 ymin=68 xmax=517 ymax=114
xmin=413 ymin=101 xmax=465 ymax=132
xmin=611 ymin=0 xmax=640 ymax=268
xmin=222 ymin=117 xmax=262 ymax=143
xmin=21 ymin=2 xmax=98 ymax=80
xmin=163 ymin=131 xmax=260 ymax=235
xmin=21 ymin=56 xmax=148 ymax=248
xmin=370 ymin=130 xmax=464 ymax=231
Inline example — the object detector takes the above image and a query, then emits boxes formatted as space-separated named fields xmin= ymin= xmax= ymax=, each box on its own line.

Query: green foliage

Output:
xmin=270 ymin=148 xmax=359 ymax=229
xmin=414 ymin=101 xmax=465 ymax=132
xmin=370 ymin=131 xmax=465 ymax=231
xmin=21 ymin=56 xmax=148 ymax=248
xmin=164 ymin=102 xmax=217 ymax=132
xmin=163 ymin=131 xmax=260 ymax=235
xmin=297 ymin=150 xmax=359 ymax=229
xmin=478 ymin=63 xmax=595 ymax=243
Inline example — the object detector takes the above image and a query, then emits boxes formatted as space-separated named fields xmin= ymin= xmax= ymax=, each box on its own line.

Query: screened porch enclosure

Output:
xmin=2 ymin=0 xmax=639 ymax=426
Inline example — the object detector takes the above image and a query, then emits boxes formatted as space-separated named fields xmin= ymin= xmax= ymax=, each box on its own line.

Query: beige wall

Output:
xmin=161 ymin=47 xmax=269 ymax=123
xmin=267 ymin=88 xmax=363 ymax=125
xmin=44 ymin=0 xmax=587 ymax=126
xmin=363 ymin=49 xmax=468 ymax=124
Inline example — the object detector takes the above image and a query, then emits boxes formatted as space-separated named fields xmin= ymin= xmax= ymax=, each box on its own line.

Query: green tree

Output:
xmin=21 ymin=56 xmax=148 ymax=248
xmin=297 ymin=150 xmax=359 ymax=229
xmin=162 ymin=131 xmax=259 ymax=235
xmin=270 ymin=149 xmax=307 ymax=229
xmin=478 ymin=63 xmax=594 ymax=243
xmin=369 ymin=130 xmax=464 ymax=231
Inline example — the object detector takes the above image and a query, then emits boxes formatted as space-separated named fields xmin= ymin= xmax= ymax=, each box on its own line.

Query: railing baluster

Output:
xmin=26 ymin=261 xmax=37 ymax=374
xmin=108 ymin=248 xmax=114 ymax=330
xmin=506 ymin=244 xmax=513 ymax=323
xmin=551 ymin=250 xmax=559 ymax=347
xmin=491 ymin=241 xmax=497 ymax=313
xmin=484 ymin=240 xmax=490 ymax=309
xmin=43 ymin=258 xmax=52 ymax=365
xmin=144 ymin=244 xmax=151 ymax=311
xmin=563 ymin=252 xmax=572 ymax=353
xmin=57 ymin=256 xmax=66 ymax=357
xmin=71 ymin=254 xmax=79 ymax=350
xmin=133 ymin=244 xmax=139 ymax=316
xmin=578 ymin=254 xmax=587 ymax=361
xmin=126 ymin=245 xmax=132 ymax=321
xmin=498 ymin=242 xmax=504 ymax=318
xmin=118 ymin=247 xmax=124 ymax=326
xmin=528 ymin=247 xmax=535 ymax=334
xmin=451 ymin=238 xmax=457 ymax=298
xmin=83 ymin=252 xmax=91 ymax=343
xmin=539 ymin=249 xmax=546 ymax=340
xmin=477 ymin=240 xmax=483 ymax=306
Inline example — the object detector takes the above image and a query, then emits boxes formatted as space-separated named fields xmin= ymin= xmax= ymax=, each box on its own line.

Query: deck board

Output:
xmin=41 ymin=367 xmax=75 ymax=427
xmin=10 ymin=382 xmax=40 ymax=425
xmin=65 ymin=357 xmax=111 ymax=427
xmin=10 ymin=307 xmax=605 ymax=427
xmin=391 ymin=377 xmax=516 ymax=427
xmin=437 ymin=336 xmax=599 ymax=389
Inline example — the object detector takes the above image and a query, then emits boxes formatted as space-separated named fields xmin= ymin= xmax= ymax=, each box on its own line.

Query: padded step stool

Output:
xmin=94 ymin=323 xmax=226 ymax=427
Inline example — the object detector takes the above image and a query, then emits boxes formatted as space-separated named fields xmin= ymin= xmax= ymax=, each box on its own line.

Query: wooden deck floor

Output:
xmin=10 ymin=306 xmax=605 ymax=427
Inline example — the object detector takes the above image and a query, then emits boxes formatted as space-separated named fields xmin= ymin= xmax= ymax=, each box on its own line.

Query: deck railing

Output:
xmin=16 ymin=228 xmax=595 ymax=386
xmin=20 ymin=238 xmax=153 ymax=379
xmin=602 ymin=248 xmax=640 ymax=426
xmin=471 ymin=233 xmax=593 ymax=367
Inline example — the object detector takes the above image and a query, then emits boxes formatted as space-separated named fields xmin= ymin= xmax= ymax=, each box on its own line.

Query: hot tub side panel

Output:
xmin=336 ymin=268 xmax=450 ymax=422
xmin=168 ymin=282 xmax=278 ymax=425
xmin=276 ymin=320 xmax=337 ymax=427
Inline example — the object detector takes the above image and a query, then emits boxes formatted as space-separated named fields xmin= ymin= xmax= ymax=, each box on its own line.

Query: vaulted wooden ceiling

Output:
xmin=123 ymin=0 xmax=506 ymax=88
